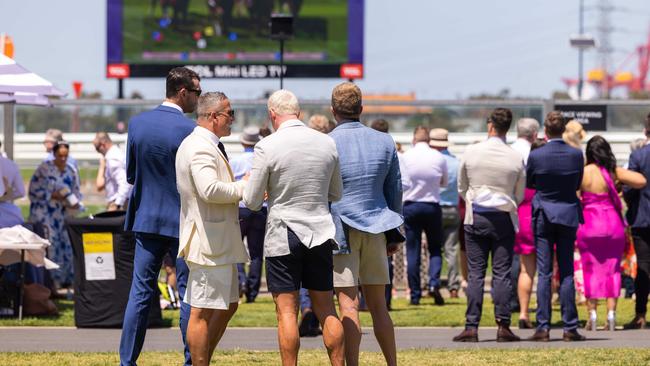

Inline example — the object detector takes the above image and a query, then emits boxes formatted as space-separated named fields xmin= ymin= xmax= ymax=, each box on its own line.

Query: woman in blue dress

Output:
xmin=29 ymin=141 xmax=81 ymax=288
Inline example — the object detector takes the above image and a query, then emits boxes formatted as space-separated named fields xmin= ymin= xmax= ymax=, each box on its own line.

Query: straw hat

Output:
xmin=429 ymin=128 xmax=450 ymax=148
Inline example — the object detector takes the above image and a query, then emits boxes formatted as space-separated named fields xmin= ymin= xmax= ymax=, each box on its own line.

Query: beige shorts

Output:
xmin=333 ymin=227 xmax=390 ymax=287
xmin=184 ymin=262 xmax=239 ymax=310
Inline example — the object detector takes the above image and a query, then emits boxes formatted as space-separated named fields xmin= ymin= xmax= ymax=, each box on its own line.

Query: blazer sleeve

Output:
xmin=190 ymin=149 xmax=244 ymax=204
xmin=243 ymin=144 xmax=270 ymax=211
xmin=383 ymin=148 xmax=403 ymax=214
xmin=328 ymin=152 xmax=343 ymax=202
xmin=125 ymin=129 xmax=136 ymax=185
xmin=515 ymin=162 xmax=526 ymax=204
xmin=457 ymin=153 xmax=469 ymax=200
xmin=525 ymin=154 xmax=536 ymax=189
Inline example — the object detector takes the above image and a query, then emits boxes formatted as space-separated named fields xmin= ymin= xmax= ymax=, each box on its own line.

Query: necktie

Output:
xmin=217 ymin=141 xmax=229 ymax=161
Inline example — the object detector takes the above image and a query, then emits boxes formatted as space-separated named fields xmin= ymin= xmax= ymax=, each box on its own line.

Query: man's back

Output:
xmin=628 ymin=144 xmax=650 ymax=228
xmin=244 ymin=120 xmax=342 ymax=256
xmin=125 ymin=105 xmax=195 ymax=238
xmin=329 ymin=121 xmax=403 ymax=237
xmin=402 ymin=143 xmax=447 ymax=203
xmin=526 ymin=140 xmax=584 ymax=227
xmin=459 ymin=138 xmax=525 ymax=210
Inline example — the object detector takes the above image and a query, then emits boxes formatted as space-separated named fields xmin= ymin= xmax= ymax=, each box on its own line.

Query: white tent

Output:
xmin=0 ymin=54 xmax=65 ymax=160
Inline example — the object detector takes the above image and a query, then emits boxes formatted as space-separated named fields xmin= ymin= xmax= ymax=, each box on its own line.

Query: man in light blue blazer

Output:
xmin=329 ymin=82 xmax=403 ymax=366
xmin=120 ymin=67 xmax=202 ymax=366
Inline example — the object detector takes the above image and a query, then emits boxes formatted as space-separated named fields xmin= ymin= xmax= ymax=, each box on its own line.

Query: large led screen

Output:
xmin=107 ymin=0 xmax=364 ymax=79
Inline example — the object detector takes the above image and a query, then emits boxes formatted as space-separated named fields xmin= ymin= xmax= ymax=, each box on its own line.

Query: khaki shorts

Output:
xmin=184 ymin=262 xmax=239 ymax=310
xmin=333 ymin=227 xmax=390 ymax=287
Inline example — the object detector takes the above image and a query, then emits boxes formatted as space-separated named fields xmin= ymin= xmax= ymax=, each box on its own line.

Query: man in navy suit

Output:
xmin=119 ymin=67 xmax=202 ymax=365
xmin=526 ymin=111 xmax=585 ymax=342
xmin=624 ymin=112 xmax=650 ymax=329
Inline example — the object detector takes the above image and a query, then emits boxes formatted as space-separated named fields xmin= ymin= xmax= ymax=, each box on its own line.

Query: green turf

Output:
xmin=4 ymin=349 xmax=650 ymax=365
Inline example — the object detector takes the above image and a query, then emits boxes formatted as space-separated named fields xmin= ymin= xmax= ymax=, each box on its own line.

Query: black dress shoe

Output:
xmin=452 ymin=328 xmax=478 ymax=342
xmin=563 ymin=329 xmax=586 ymax=342
xmin=623 ymin=315 xmax=647 ymax=330
xmin=496 ymin=324 xmax=520 ymax=342
xmin=528 ymin=329 xmax=550 ymax=342
xmin=518 ymin=319 xmax=534 ymax=329
xmin=429 ymin=287 xmax=445 ymax=306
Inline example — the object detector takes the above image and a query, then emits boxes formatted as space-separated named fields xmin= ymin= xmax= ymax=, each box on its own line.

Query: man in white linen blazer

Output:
xmin=243 ymin=89 xmax=345 ymax=366
xmin=176 ymin=92 xmax=247 ymax=366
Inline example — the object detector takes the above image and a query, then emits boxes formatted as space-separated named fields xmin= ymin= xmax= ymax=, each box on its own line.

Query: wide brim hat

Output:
xmin=429 ymin=128 xmax=450 ymax=148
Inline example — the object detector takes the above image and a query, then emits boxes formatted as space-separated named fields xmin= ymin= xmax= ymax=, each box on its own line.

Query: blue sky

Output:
xmin=2 ymin=0 xmax=650 ymax=100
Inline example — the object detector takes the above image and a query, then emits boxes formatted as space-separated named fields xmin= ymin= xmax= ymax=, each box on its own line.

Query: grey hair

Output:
xmin=197 ymin=91 xmax=228 ymax=117
xmin=630 ymin=138 xmax=647 ymax=153
xmin=516 ymin=118 xmax=540 ymax=139
xmin=94 ymin=132 xmax=112 ymax=143
xmin=267 ymin=89 xmax=300 ymax=116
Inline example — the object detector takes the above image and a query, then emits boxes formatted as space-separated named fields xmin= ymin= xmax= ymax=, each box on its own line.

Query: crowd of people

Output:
xmin=2 ymin=66 xmax=650 ymax=365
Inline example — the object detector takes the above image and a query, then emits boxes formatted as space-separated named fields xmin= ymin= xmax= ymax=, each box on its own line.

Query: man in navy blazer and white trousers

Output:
xmin=526 ymin=111 xmax=586 ymax=342
xmin=119 ymin=67 xmax=202 ymax=366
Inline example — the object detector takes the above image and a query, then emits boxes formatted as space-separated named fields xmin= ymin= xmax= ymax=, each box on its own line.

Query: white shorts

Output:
xmin=333 ymin=227 xmax=390 ymax=287
xmin=184 ymin=262 xmax=239 ymax=310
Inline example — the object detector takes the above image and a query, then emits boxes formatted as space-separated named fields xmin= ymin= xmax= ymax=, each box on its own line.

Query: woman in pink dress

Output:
xmin=515 ymin=139 xmax=545 ymax=329
xmin=577 ymin=136 xmax=646 ymax=331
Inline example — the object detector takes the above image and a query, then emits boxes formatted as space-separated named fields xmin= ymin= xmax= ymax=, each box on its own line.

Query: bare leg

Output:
xmin=308 ymin=290 xmax=345 ymax=366
xmin=518 ymin=253 xmax=536 ymax=321
xmin=587 ymin=298 xmax=598 ymax=313
xmin=607 ymin=298 xmax=617 ymax=312
xmin=187 ymin=307 xmax=215 ymax=366
xmin=362 ymin=284 xmax=397 ymax=366
xmin=335 ymin=286 xmax=361 ymax=366
xmin=273 ymin=291 xmax=300 ymax=366
xmin=207 ymin=302 xmax=238 ymax=360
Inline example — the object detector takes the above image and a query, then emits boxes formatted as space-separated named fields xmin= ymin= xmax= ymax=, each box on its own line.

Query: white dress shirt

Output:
xmin=161 ymin=101 xmax=183 ymax=113
xmin=401 ymin=142 xmax=448 ymax=203
xmin=0 ymin=155 xmax=25 ymax=227
xmin=103 ymin=145 xmax=132 ymax=207
xmin=511 ymin=138 xmax=532 ymax=165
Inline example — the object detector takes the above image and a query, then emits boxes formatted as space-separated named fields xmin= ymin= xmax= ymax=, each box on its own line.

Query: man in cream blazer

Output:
xmin=176 ymin=92 xmax=247 ymax=366
xmin=243 ymin=90 xmax=345 ymax=366
xmin=454 ymin=108 xmax=525 ymax=343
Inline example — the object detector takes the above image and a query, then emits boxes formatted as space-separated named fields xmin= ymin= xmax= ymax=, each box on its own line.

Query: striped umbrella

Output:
xmin=0 ymin=54 xmax=65 ymax=159
xmin=0 ymin=53 xmax=65 ymax=105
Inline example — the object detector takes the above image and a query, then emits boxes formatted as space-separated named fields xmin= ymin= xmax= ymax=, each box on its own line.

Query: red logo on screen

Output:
xmin=107 ymin=64 xmax=130 ymax=78
xmin=340 ymin=64 xmax=363 ymax=79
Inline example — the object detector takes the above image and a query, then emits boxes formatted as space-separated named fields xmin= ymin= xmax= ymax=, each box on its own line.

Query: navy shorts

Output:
xmin=265 ymin=229 xmax=335 ymax=293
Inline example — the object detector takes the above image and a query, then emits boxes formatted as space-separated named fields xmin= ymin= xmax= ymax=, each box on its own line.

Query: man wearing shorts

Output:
xmin=329 ymin=82 xmax=403 ymax=366
xmin=243 ymin=89 xmax=345 ymax=366
xmin=176 ymin=92 xmax=248 ymax=366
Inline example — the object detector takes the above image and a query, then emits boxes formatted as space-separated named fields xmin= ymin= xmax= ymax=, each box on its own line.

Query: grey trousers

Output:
xmin=442 ymin=206 xmax=461 ymax=291
xmin=464 ymin=211 xmax=515 ymax=329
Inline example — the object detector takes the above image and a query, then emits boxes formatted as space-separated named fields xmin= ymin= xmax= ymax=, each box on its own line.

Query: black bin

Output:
xmin=66 ymin=211 xmax=163 ymax=328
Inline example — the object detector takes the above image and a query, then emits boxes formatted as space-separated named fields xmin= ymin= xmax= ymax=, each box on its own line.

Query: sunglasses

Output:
xmin=217 ymin=109 xmax=235 ymax=118
xmin=185 ymin=88 xmax=202 ymax=96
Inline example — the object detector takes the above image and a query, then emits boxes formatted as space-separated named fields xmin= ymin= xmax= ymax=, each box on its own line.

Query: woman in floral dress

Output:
xmin=29 ymin=141 xmax=81 ymax=288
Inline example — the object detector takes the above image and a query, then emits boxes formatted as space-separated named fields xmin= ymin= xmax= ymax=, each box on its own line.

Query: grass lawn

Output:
xmin=0 ymin=297 xmax=637 ymax=329
xmin=4 ymin=349 xmax=650 ymax=365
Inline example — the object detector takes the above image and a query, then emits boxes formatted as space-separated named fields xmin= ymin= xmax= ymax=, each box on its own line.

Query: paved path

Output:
xmin=1 ymin=327 xmax=648 ymax=352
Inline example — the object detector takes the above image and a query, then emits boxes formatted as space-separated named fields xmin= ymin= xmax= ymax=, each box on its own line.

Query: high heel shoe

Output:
xmin=518 ymin=319 xmax=534 ymax=329
xmin=585 ymin=318 xmax=597 ymax=331
xmin=607 ymin=319 xmax=616 ymax=331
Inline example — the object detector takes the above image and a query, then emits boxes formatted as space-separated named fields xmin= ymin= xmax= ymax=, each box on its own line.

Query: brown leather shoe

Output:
xmin=623 ymin=315 xmax=647 ymax=330
xmin=449 ymin=289 xmax=459 ymax=298
xmin=452 ymin=328 xmax=478 ymax=342
xmin=496 ymin=324 xmax=520 ymax=342
xmin=563 ymin=329 xmax=586 ymax=342
xmin=528 ymin=329 xmax=550 ymax=342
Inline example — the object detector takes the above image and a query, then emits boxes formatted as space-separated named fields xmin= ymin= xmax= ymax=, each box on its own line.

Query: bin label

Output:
xmin=82 ymin=232 xmax=116 ymax=281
